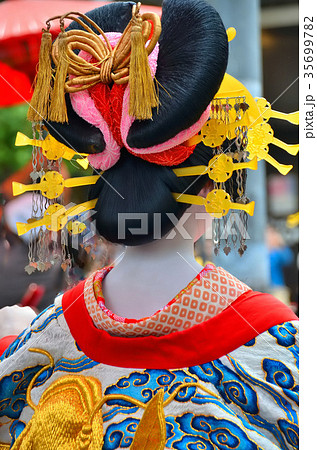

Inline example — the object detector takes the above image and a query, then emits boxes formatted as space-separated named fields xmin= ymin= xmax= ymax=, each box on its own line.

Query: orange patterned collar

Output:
xmin=84 ymin=264 xmax=250 ymax=337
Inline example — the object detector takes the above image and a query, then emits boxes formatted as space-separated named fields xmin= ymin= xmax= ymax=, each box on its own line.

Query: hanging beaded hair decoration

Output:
xmin=172 ymin=63 xmax=299 ymax=255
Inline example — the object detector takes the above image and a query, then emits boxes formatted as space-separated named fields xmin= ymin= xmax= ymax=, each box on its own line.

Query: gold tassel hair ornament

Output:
xmin=27 ymin=25 xmax=53 ymax=122
xmin=49 ymin=19 xmax=69 ymax=123
xmin=28 ymin=3 xmax=161 ymax=123
xmin=129 ymin=3 xmax=160 ymax=120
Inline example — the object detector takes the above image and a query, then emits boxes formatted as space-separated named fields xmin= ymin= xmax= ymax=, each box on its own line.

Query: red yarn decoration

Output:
xmin=89 ymin=79 xmax=197 ymax=165
xmin=88 ymin=79 xmax=126 ymax=148
xmin=88 ymin=47 xmax=198 ymax=168
xmin=128 ymin=143 xmax=196 ymax=166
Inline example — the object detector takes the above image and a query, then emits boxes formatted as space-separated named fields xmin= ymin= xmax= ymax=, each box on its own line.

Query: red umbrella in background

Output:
xmin=0 ymin=0 xmax=162 ymax=107
xmin=0 ymin=61 xmax=32 ymax=106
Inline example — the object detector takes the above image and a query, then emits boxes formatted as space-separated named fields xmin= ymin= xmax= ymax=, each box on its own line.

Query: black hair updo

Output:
xmin=46 ymin=0 xmax=230 ymax=245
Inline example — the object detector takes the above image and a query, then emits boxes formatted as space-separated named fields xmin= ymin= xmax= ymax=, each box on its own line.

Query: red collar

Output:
xmin=62 ymin=281 xmax=298 ymax=369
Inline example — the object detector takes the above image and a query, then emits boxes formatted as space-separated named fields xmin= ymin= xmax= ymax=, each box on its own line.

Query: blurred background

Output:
xmin=0 ymin=0 xmax=298 ymax=313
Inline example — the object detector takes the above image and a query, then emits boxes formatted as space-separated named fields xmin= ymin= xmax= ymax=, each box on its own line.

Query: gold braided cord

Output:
xmin=48 ymin=11 xmax=110 ymax=42
xmin=27 ymin=3 xmax=162 ymax=122
xmin=50 ymin=6 xmax=161 ymax=92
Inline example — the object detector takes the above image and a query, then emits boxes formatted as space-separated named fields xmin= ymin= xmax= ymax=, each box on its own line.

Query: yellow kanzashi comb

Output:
xmin=215 ymin=73 xmax=263 ymax=125
xmin=246 ymin=122 xmax=297 ymax=175
xmin=248 ymin=122 xmax=299 ymax=156
xmin=200 ymin=119 xmax=230 ymax=148
xmin=212 ymin=74 xmax=299 ymax=175
xmin=15 ymin=132 xmax=89 ymax=168
xmin=173 ymin=155 xmax=257 ymax=183
xmin=12 ymin=171 xmax=100 ymax=200
xmin=173 ymin=189 xmax=255 ymax=218
xmin=16 ymin=199 xmax=97 ymax=235
xmin=196 ymin=107 xmax=249 ymax=149
xmin=255 ymin=97 xmax=299 ymax=125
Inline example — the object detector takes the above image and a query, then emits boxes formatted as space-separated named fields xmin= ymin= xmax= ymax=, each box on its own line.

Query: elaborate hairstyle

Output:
xmin=46 ymin=0 xmax=228 ymax=152
xmin=12 ymin=0 xmax=299 ymax=273
xmin=44 ymin=0 xmax=229 ymax=245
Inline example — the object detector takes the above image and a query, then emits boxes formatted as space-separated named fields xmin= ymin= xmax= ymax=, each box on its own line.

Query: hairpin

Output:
xmin=172 ymin=189 xmax=255 ymax=218
xmin=246 ymin=122 xmax=298 ymax=175
xmin=12 ymin=172 xmax=100 ymax=200
xmin=255 ymin=97 xmax=299 ymax=125
xmin=15 ymin=131 xmax=89 ymax=169
xmin=16 ymin=199 xmax=97 ymax=236
xmin=173 ymin=155 xmax=257 ymax=183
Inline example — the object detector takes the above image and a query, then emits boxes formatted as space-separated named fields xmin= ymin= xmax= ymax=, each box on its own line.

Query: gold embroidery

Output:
xmin=98 ymin=382 xmax=219 ymax=449
xmin=26 ymin=348 xmax=54 ymax=410
xmin=10 ymin=349 xmax=221 ymax=449
xmin=12 ymin=375 xmax=104 ymax=449
xmin=11 ymin=349 xmax=104 ymax=450
xmin=131 ymin=390 xmax=165 ymax=450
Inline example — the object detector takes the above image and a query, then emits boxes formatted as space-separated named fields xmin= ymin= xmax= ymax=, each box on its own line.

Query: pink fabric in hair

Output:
xmin=70 ymin=34 xmax=122 ymax=170
xmin=70 ymin=32 xmax=210 ymax=170
xmin=121 ymin=93 xmax=210 ymax=155
xmin=70 ymin=33 xmax=159 ymax=170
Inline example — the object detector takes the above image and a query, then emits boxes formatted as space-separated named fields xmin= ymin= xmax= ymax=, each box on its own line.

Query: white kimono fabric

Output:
xmin=0 ymin=270 xmax=298 ymax=449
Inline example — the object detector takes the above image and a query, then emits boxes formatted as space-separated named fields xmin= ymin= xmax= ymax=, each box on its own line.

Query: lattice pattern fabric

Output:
xmin=84 ymin=265 xmax=250 ymax=337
